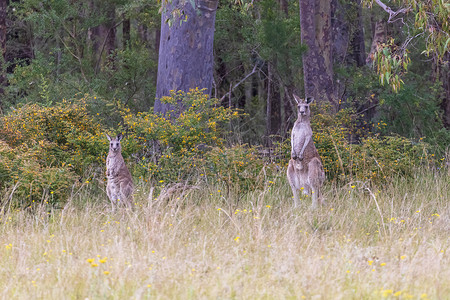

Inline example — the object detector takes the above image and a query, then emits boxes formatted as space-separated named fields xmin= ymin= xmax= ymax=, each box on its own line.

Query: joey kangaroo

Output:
xmin=287 ymin=95 xmax=325 ymax=209
xmin=106 ymin=134 xmax=134 ymax=208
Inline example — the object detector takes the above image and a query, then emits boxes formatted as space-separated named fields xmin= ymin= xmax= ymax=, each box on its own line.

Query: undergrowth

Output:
xmin=0 ymin=170 xmax=448 ymax=299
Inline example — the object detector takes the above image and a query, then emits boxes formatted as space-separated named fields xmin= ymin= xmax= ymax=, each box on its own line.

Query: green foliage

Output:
xmin=204 ymin=145 xmax=275 ymax=193
xmin=276 ymin=105 xmax=434 ymax=184
xmin=5 ymin=0 xmax=158 ymax=121
xmin=363 ymin=0 xmax=450 ymax=92
xmin=0 ymin=100 xmax=107 ymax=206
xmin=123 ymin=89 xmax=235 ymax=179
xmin=0 ymin=140 xmax=76 ymax=208
xmin=374 ymin=38 xmax=410 ymax=92
xmin=257 ymin=0 xmax=304 ymax=75
xmin=336 ymin=66 xmax=449 ymax=157
xmin=122 ymin=89 xmax=277 ymax=192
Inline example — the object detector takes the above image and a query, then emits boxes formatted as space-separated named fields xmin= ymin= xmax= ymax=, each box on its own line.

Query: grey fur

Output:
xmin=287 ymin=95 xmax=326 ymax=208
xmin=106 ymin=134 xmax=134 ymax=208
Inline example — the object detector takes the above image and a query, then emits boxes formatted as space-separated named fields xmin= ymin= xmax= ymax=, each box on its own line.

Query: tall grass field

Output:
xmin=1 ymin=169 xmax=449 ymax=299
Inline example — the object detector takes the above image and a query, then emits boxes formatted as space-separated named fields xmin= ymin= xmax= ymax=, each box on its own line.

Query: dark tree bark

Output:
xmin=154 ymin=0 xmax=218 ymax=114
xmin=266 ymin=63 xmax=272 ymax=145
xmin=90 ymin=2 xmax=116 ymax=73
xmin=331 ymin=0 xmax=349 ymax=64
xmin=0 ymin=0 xmax=6 ymax=101
xmin=266 ymin=63 xmax=282 ymax=141
xmin=270 ymin=77 xmax=281 ymax=135
xmin=104 ymin=6 xmax=116 ymax=67
xmin=439 ymin=53 xmax=450 ymax=128
xmin=277 ymin=0 xmax=295 ymax=137
xmin=122 ymin=17 xmax=130 ymax=48
xmin=352 ymin=0 xmax=366 ymax=66
xmin=299 ymin=0 xmax=336 ymax=110
xmin=278 ymin=0 xmax=289 ymax=16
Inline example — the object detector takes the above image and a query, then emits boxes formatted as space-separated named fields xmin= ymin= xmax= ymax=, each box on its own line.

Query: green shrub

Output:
xmin=123 ymin=89 xmax=277 ymax=192
xmin=275 ymin=104 xmax=434 ymax=183
xmin=0 ymin=100 xmax=107 ymax=206
xmin=204 ymin=145 xmax=276 ymax=193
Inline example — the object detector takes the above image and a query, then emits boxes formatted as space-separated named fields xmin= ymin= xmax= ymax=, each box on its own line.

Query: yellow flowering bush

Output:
xmin=0 ymin=100 xmax=106 ymax=206
xmin=204 ymin=145 xmax=276 ymax=193
xmin=276 ymin=104 xmax=432 ymax=183
xmin=123 ymin=89 xmax=276 ymax=190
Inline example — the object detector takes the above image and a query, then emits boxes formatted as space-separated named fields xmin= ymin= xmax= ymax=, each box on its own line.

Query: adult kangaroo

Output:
xmin=106 ymin=133 xmax=134 ymax=208
xmin=287 ymin=95 xmax=325 ymax=209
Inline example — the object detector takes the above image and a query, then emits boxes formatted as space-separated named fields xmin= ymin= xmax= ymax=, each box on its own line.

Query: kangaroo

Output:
xmin=106 ymin=134 xmax=134 ymax=208
xmin=287 ymin=94 xmax=325 ymax=209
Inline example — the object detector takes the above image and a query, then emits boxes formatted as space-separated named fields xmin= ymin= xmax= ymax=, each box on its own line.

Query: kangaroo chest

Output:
xmin=292 ymin=122 xmax=313 ymax=145
xmin=106 ymin=154 xmax=124 ymax=178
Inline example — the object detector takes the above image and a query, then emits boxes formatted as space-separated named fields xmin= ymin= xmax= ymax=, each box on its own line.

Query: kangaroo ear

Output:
xmin=293 ymin=94 xmax=302 ymax=104
xmin=106 ymin=133 xmax=112 ymax=141
xmin=306 ymin=96 xmax=314 ymax=104
xmin=117 ymin=134 xmax=123 ymax=141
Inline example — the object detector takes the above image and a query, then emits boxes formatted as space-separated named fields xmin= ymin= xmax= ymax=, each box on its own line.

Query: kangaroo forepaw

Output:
xmin=291 ymin=152 xmax=297 ymax=160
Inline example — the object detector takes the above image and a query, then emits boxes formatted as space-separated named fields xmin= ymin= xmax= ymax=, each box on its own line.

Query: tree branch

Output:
xmin=95 ymin=20 xmax=123 ymax=74
xmin=373 ymin=0 xmax=410 ymax=23
xmin=219 ymin=64 xmax=258 ymax=102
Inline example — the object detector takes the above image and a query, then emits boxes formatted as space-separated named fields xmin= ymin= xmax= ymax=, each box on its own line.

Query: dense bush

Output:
xmin=0 ymin=100 xmax=107 ymax=206
xmin=276 ymin=104 xmax=435 ymax=183
xmin=0 ymin=90 xmax=444 ymax=209
xmin=123 ymin=89 xmax=278 ymax=192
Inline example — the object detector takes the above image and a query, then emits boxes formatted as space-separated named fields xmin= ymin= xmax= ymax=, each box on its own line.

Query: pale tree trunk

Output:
xmin=299 ymin=0 xmax=336 ymax=110
xmin=366 ymin=20 xmax=386 ymax=65
xmin=154 ymin=0 xmax=218 ymax=115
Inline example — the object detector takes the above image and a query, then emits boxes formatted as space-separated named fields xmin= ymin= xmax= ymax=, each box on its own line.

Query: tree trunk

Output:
xmin=282 ymin=83 xmax=295 ymax=136
xmin=331 ymin=0 xmax=349 ymax=64
xmin=154 ymin=0 xmax=218 ymax=115
xmin=278 ymin=0 xmax=289 ymax=16
xmin=0 ymin=0 xmax=6 ymax=102
xmin=299 ymin=0 xmax=336 ymax=109
xmin=105 ymin=6 xmax=116 ymax=67
xmin=439 ymin=53 xmax=450 ymax=129
xmin=266 ymin=63 xmax=272 ymax=145
xmin=265 ymin=63 xmax=282 ymax=143
xmin=122 ymin=16 xmax=130 ymax=49
xmin=352 ymin=0 xmax=366 ymax=67
xmin=277 ymin=0 xmax=295 ymax=137
xmin=90 ymin=2 xmax=116 ymax=73
xmin=366 ymin=20 xmax=385 ymax=65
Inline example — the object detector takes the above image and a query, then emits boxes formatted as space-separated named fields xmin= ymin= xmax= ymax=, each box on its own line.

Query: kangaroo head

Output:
xmin=293 ymin=94 xmax=314 ymax=119
xmin=106 ymin=133 xmax=123 ymax=153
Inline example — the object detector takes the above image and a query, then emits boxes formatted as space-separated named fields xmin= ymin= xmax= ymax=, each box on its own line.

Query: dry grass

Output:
xmin=1 ymin=170 xmax=449 ymax=299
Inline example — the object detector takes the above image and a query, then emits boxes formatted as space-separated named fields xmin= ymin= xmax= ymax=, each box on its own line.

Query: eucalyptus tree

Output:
xmin=299 ymin=0 xmax=336 ymax=110
xmin=363 ymin=0 xmax=449 ymax=126
xmin=154 ymin=0 xmax=219 ymax=115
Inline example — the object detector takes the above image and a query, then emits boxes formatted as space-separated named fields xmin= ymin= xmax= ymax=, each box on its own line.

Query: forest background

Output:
xmin=0 ymin=1 xmax=449 ymax=298
xmin=0 ymin=0 xmax=448 ymax=206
